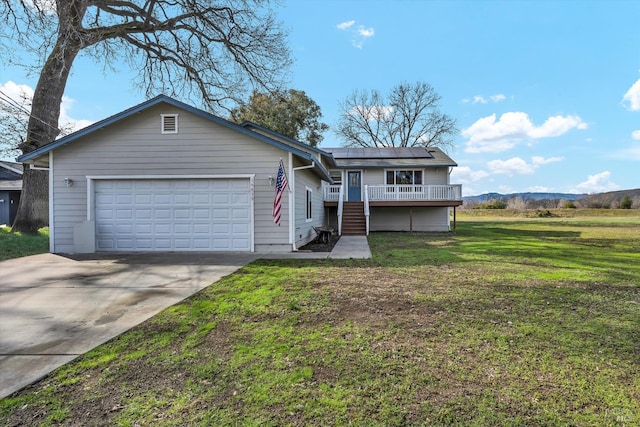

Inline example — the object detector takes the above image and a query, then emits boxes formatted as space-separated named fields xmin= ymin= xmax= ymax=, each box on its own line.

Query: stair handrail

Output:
xmin=337 ymin=185 xmax=344 ymax=236
xmin=364 ymin=185 xmax=370 ymax=235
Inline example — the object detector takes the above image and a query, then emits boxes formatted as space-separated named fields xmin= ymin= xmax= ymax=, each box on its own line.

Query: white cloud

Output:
xmin=487 ymin=156 xmax=564 ymax=176
xmin=0 ymin=81 xmax=33 ymax=110
xmin=60 ymin=96 xmax=94 ymax=133
xmin=488 ymin=157 xmax=535 ymax=175
xmin=527 ymin=185 xmax=553 ymax=192
xmin=611 ymin=145 xmax=640 ymax=161
xmin=632 ymin=130 xmax=640 ymax=140
xmin=25 ymin=0 xmax=56 ymax=13
xmin=350 ymin=104 xmax=393 ymax=121
xmin=450 ymin=166 xmax=489 ymax=184
xmin=529 ymin=115 xmax=588 ymax=138
xmin=337 ymin=20 xmax=355 ymax=30
xmin=622 ymin=79 xmax=640 ymax=111
xmin=572 ymin=171 xmax=619 ymax=194
xmin=462 ymin=112 xmax=588 ymax=153
xmin=337 ymin=20 xmax=374 ymax=48
xmin=0 ymin=80 xmax=93 ymax=136
xmin=462 ymin=94 xmax=506 ymax=104
xmin=532 ymin=156 xmax=563 ymax=166
xmin=357 ymin=26 xmax=375 ymax=38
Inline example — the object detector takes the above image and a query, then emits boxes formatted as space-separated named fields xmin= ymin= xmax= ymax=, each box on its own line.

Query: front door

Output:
xmin=347 ymin=171 xmax=361 ymax=201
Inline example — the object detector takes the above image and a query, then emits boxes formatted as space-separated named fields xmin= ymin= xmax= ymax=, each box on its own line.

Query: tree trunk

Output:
xmin=11 ymin=167 xmax=49 ymax=233
xmin=11 ymin=21 xmax=81 ymax=233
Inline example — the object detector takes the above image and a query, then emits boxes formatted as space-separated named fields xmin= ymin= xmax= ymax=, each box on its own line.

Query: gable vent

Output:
xmin=161 ymin=114 xmax=178 ymax=134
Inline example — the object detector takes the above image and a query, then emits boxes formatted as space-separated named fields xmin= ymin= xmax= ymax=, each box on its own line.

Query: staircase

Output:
xmin=341 ymin=202 xmax=366 ymax=235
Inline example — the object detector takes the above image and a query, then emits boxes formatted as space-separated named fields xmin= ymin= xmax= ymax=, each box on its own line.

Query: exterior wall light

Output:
xmin=64 ymin=177 xmax=73 ymax=187
xmin=268 ymin=176 xmax=274 ymax=186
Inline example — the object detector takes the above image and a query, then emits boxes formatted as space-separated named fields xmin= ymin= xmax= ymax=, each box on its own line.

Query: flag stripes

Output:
xmin=273 ymin=160 xmax=288 ymax=225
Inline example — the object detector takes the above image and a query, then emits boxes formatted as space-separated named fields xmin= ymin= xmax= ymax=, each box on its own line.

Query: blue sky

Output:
xmin=2 ymin=0 xmax=639 ymax=196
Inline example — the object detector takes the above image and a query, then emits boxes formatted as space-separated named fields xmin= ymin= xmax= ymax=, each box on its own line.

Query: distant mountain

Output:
xmin=463 ymin=189 xmax=640 ymax=209
xmin=463 ymin=192 xmax=587 ymax=204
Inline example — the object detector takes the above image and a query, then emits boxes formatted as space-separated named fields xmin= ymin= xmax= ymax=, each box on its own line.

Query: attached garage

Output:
xmin=17 ymin=96 xmax=334 ymax=254
xmin=92 ymin=177 xmax=253 ymax=252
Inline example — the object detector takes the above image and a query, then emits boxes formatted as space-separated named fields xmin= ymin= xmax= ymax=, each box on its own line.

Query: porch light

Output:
xmin=267 ymin=176 xmax=274 ymax=186
xmin=64 ymin=177 xmax=73 ymax=187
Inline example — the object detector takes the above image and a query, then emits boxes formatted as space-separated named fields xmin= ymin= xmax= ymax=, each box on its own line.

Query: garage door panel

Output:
xmin=193 ymin=209 xmax=210 ymax=219
xmin=213 ymin=209 xmax=229 ymax=219
xmin=155 ymin=209 xmax=171 ymax=219
xmin=135 ymin=224 xmax=152 ymax=234
xmin=95 ymin=179 xmax=251 ymax=251
xmin=135 ymin=209 xmax=152 ymax=220
xmin=154 ymin=223 xmax=171 ymax=234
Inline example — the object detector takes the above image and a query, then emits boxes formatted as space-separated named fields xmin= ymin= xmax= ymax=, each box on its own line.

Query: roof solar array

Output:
xmin=327 ymin=147 xmax=434 ymax=159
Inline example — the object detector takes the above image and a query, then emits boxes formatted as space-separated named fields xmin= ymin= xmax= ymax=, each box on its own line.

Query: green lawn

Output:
xmin=1 ymin=213 xmax=639 ymax=426
xmin=0 ymin=226 xmax=49 ymax=261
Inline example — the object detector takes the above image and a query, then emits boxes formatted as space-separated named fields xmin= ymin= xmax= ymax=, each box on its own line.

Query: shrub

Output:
xmin=536 ymin=209 xmax=554 ymax=217
xmin=620 ymin=195 xmax=632 ymax=209
xmin=473 ymin=199 xmax=507 ymax=209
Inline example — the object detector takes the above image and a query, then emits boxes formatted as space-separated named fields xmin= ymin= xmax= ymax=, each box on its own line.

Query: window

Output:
xmin=385 ymin=170 xmax=423 ymax=185
xmin=306 ymin=187 xmax=313 ymax=221
xmin=329 ymin=170 xmax=342 ymax=185
xmin=161 ymin=114 xmax=178 ymax=134
xmin=385 ymin=170 xmax=423 ymax=193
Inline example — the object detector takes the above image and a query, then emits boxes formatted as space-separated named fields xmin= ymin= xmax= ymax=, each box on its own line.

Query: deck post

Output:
xmin=453 ymin=206 xmax=457 ymax=233
xmin=409 ymin=207 xmax=413 ymax=232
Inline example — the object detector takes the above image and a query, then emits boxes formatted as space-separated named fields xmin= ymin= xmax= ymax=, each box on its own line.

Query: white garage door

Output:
xmin=95 ymin=179 xmax=252 ymax=251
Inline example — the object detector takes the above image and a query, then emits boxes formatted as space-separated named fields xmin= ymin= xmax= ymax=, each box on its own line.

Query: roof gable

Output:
xmin=16 ymin=95 xmax=332 ymax=181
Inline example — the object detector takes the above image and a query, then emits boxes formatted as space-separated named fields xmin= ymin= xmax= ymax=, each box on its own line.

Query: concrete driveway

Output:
xmin=0 ymin=252 xmax=260 ymax=398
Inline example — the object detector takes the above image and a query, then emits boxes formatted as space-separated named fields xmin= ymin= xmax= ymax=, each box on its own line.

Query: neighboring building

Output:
xmin=17 ymin=95 xmax=462 ymax=254
xmin=0 ymin=161 xmax=23 ymax=226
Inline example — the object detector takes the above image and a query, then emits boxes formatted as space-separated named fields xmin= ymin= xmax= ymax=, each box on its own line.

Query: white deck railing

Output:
xmin=365 ymin=184 xmax=462 ymax=202
xmin=323 ymin=184 xmax=342 ymax=201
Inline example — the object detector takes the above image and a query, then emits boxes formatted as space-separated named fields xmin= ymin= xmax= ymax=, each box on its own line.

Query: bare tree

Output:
xmin=1 ymin=0 xmax=291 ymax=233
xmin=335 ymin=81 xmax=457 ymax=151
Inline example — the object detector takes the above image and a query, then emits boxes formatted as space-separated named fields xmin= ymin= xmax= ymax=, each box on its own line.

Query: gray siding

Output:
xmin=292 ymin=164 xmax=326 ymax=248
xmin=369 ymin=206 xmax=450 ymax=232
xmin=334 ymin=167 xmax=450 ymax=187
xmin=50 ymin=104 xmax=309 ymax=253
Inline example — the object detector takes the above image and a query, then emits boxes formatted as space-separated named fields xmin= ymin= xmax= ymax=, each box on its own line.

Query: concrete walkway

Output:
xmin=262 ymin=235 xmax=372 ymax=260
xmin=327 ymin=235 xmax=372 ymax=259
xmin=0 ymin=236 xmax=371 ymax=397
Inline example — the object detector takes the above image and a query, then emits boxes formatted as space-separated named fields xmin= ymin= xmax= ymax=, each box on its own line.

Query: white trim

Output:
xmin=86 ymin=174 xmax=255 ymax=180
xmin=288 ymin=152 xmax=295 ymax=250
xmin=346 ymin=169 xmax=364 ymax=202
xmin=384 ymin=168 xmax=425 ymax=186
xmin=161 ymin=113 xmax=179 ymax=134
xmin=29 ymin=164 xmax=50 ymax=171
xmin=249 ymin=176 xmax=255 ymax=252
xmin=305 ymin=186 xmax=313 ymax=222
xmin=48 ymin=151 xmax=54 ymax=252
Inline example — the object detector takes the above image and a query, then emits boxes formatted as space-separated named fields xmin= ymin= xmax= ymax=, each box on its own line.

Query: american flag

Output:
xmin=273 ymin=160 xmax=288 ymax=225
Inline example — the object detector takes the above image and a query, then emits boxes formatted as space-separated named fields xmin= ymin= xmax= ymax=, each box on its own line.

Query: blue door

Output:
xmin=347 ymin=171 xmax=361 ymax=201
